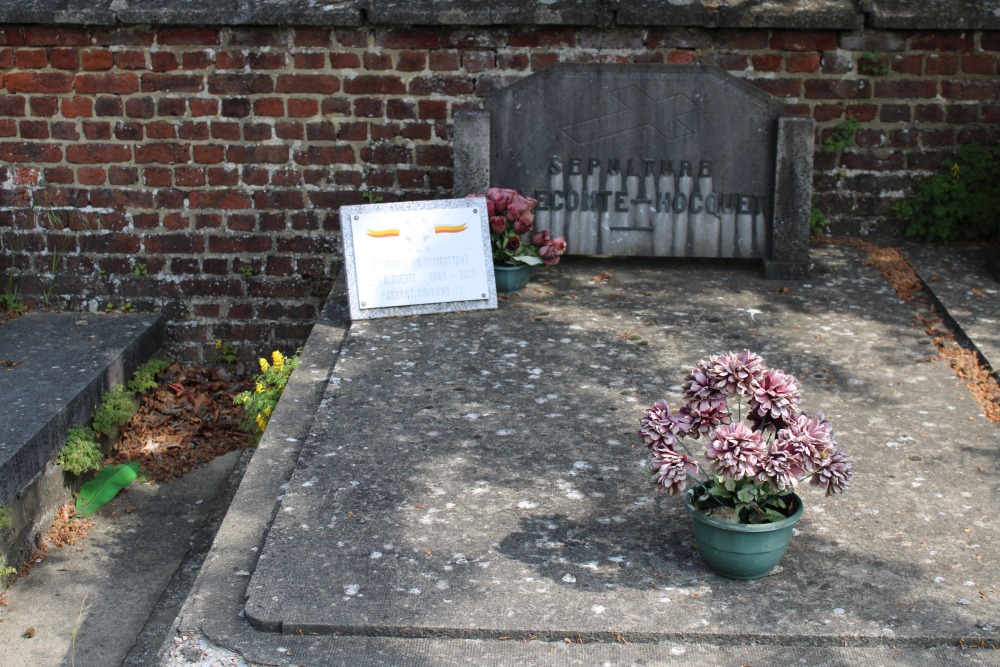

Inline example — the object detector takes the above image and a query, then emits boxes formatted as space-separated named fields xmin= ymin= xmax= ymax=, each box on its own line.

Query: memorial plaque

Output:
xmin=455 ymin=64 xmax=813 ymax=278
xmin=341 ymin=198 xmax=497 ymax=320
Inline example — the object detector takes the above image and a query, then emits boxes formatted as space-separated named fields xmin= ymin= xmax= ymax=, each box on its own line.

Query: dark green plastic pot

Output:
xmin=684 ymin=489 xmax=803 ymax=580
xmin=494 ymin=263 xmax=532 ymax=294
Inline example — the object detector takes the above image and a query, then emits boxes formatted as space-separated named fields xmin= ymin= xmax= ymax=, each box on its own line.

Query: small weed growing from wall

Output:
xmin=810 ymin=197 xmax=831 ymax=235
xmin=859 ymin=51 xmax=890 ymax=76
xmin=0 ymin=505 xmax=15 ymax=582
xmin=893 ymin=142 xmax=1000 ymax=241
xmin=234 ymin=350 xmax=300 ymax=439
xmin=91 ymin=387 xmax=138 ymax=439
xmin=823 ymin=117 xmax=860 ymax=153
xmin=59 ymin=426 xmax=103 ymax=476
xmin=127 ymin=358 xmax=171 ymax=395
xmin=215 ymin=340 xmax=240 ymax=364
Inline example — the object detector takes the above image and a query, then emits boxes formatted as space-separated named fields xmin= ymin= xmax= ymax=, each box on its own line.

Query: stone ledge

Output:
xmin=0 ymin=0 xmax=997 ymax=30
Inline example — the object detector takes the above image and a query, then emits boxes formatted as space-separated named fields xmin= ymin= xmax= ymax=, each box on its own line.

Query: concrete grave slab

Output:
xmin=240 ymin=249 xmax=999 ymax=650
xmin=457 ymin=64 xmax=813 ymax=278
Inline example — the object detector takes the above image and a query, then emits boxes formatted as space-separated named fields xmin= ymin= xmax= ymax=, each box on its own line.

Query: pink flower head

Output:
xmin=811 ymin=447 xmax=854 ymax=496
xmin=756 ymin=440 xmax=806 ymax=491
xmin=681 ymin=399 xmax=731 ymax=438
xmin=683 ymin=359 xmax=728 ymax=403
xmin=538 ymin=236 xmax=567 ymax=265
xmin=639 ymin=399 xmax=692 ymax=452
xmin=750 ymin=368 xmax=800 ymax=425
xmin=705 ymin=422 xmax=766 ymax=480
xmin=780 ymin=413 xmax=836 ymax=467
xmin=486 ymin=188 xmax=515 ymax=215
xmin=708 ymin=350 xmax=766 ymax=398
xmin=531 ymin=230 xmax=551 ymax=246
xmin=490 ymin=215 xmax=508 ymax=235
xmin=503 ymin=235 xmax=521 ymax=254
xmin=507 ymin=193 xmax=537 ymax=234
xmin=649 ymin=448 xmax=699 ymax=495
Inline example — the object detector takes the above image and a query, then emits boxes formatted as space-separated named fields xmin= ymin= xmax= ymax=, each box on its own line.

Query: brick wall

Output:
xmin=1 ymin=24 xmax=997 ymax=360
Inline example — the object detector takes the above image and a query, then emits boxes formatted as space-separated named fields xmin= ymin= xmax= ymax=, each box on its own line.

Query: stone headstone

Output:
xmin=454 ymin=64 xmax=814 ymax=279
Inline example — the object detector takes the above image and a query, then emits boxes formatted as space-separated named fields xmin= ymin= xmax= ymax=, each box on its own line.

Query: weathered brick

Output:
xmin=363 ymin=51 xmax=392 ymax=70
xmin=49 ymin=47 xmax=78 ymax=69
xmin=293 ymin=145 xmax=355 ymax=165
xmin=24 ymin=26 xmax=88 ymax=46
xmin=240 ymin=167 xmax=269 ymax=187
xmin=61 ymin=97 xmax=93 ymax=118
xmin=846 ymin=103 xmax=878 ymax=122
xmin=194 ymin=145 xmax=225 ymax=164
xmin=243 ymin=123 xmax=272 ymax=142
xmin=277 ymin=74 xmax=341 ymax=94
xmin=667 ymin=51 xmax=698 ymax=65
xmin=66 ymin=143 xmax=130 ymax=164
xmin=360 ymin=144 xmax=410 ymax=164
xmin=961 ymin=54 xmax=995 ymax=74
xmin=108 ymin=166 xmax=138 ymax=185
xmin=141 ymin=73 xmax=204 ymax=93
xmin=190 ymin=190 xmax=253 ymax=210
xmin=114 ymin=121 xmax=143 ymax=141
xmin=74 ymin=72 xmax=140 ymax=94
xmin=146 ymin=121 xmax=177 ymax=139
xmin=375 ymin=28 xmax=439 ymax=50
xmin=253 ymin=97 xmax=285 ymax=116
xmin=879 ymin=104 xmax=911 ymax=122
xmin=813 ymin=103 xmax=844 ymax=122
xmin=210 ymin=122 xmax=241 ymax=141
xmin=287 ymin=98 xmax=318 ymax=117
xmin=354 ymin=97 xmax=384 ymax=117
xmin=195 ymin=212 xmax=224 ymax=228
xmin=7 ymin=71 xmax=73 ymax=94
xmin=429 ymin=49 xmax=461 ymax=71
xmin=116 ymin=49 xmax=146 ymax=69
xmin=396 ymin=50 xmax=426 ymax=72
xmin=208 ymin=74 xmax=274 ymax=95
xmin=30 ymin=97 xmax=59 ymax=116
xmin=925 ymin=53 xmax=959 ymax=75
xmin=94 ymin=96 xmax=123 ymax=117
xmin=249 ymin=52 xmax=286 ymax=70
xmin=254 ymin=190 xmax=304 ymax=209
xmin=188 ymin=98 xmax=218 ymax=117
xmin=14 ymin=48 xmax=47 ymax=68
xmin=748 ymin=78 xmax=802 ymax=98
xmin=343 ymin=74 xmax=404 ymax=95
xmin=771 ymin=31 xmax=837 ymax=52
xmin=408 ymin=74 xmax=474 ymax=96
xmin=135 ymin=143 xmax=190 ymax=164
xmin=945 ymin=104 xmax=979 ymax=123
xmin=81 ymin=48 xmax=114 ymax=70
xmin=90 ymin=187 xmax=154 ymax=208
xmin=80 ymin=233 xmax=141 ymax=254
xmin=370 ymin=122 xmax=400 ymax=141
xmin=982 ymin=105 xmax=1000 ymax=123
xmin=126 ymin=97 xmax=155 ymax=119
xmin=330 ymin=52 xmax=362 ymax=69
xmin=0 ymin=96 xmax=26 ymax=116
xmin=44 ymin=166 xmax=74 ymax=184
xmin=143 ymin=167 xmax=172 ymax=187
xmin=150 ymin=50 xmax=179 ymax=71
xmin=157 ymin=28 xmax=221 ymax=46
xmin=227 ymin=145 xmax=290 ymax=164
xmin=293 ymin=52 xmax=326 ymax=69
xmin=942 ymin=79 xmax=1000 ymax=100
xmin=874 ymin=80 xmax=937 ymax=99
xmin=910 ymin=31 xmax=974 ymax=52
xmin=216 ymin=51 xmax=246 ymax=69
xmin=157 ymin=97 xmax=187 ymax=116
xmin=208 ymin=234 xmax=272 ymax=253
xmin=276 ymin=121 xmax=305 ymax=140
xmin=530 ymin=52 xmax=560 ymax=70
xmin=181 ymin=50 xmax=211 ymax=70
xmin=805 ymin=78 xmax=872 ymax=99
xmin=20 ymin=120 xmax=49 ymax=139
xmin=221 ymin=98 xmax=252 ymax=118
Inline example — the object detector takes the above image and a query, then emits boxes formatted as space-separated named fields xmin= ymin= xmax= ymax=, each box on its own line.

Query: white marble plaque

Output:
xmin=341 ymin=198 xmax=497 ymax=320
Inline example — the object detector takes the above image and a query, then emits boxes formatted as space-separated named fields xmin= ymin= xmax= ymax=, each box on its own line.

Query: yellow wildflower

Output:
xmin=215 ymin=339 xmax=223 ymax=349
xmin=951 ymin=162 xmax=961 ymax=180
xmin=256 ymin=382 xmax=265 ymax=394
xmin=263 ymin=405 xmax=272 ymax=417
xmin=259 ymin=358 xmax=269 ymax=372
xmin=255 ymin=413 xmax=267 ymax=433
xmin=271 ymin=350 xmax=285 ymax=369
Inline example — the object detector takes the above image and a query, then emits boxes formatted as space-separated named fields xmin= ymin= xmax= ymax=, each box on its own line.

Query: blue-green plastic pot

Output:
xmin=494 ymin=263 xmax=532 ymax=294
xmin=684 ymin=489 xmax=803 ymax=580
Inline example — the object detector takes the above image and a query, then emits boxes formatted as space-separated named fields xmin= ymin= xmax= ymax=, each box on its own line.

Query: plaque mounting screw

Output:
xmin=361 ymin=302 xmax=366 ymax=306
xmin=354 ymin=215 xmax=359 ymax=220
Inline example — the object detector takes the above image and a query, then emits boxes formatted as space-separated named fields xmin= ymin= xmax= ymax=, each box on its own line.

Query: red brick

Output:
xmin=44 ymin=166 xmax=74 ymax=184
xmin=157 ymin=28 xmax=221 ymax=46
xmin=530 ymin=52 xmax=560 ymax=70
xmin=243 ymin=123 xmax=272 ymax=141
xmin=293 ymin=145 xmax=355 ymax=165
xmin=250 ymin=52 xmax=285 ymax=70
xmin=401 ymin=123 xmax=432 ymax=141
xmin=365 ymin=168 xmax=394 ymax=187
xmin=253 ymin=98 xmax=284 ymax=116
xmin=983 ymin=32 xmax=1000 ymax=51
xmin=370 ymin=122 xmax=400 ymax=141
xmin=375 ymin=28 xmax=440 ymax=49
xmin=194 ymin=145 xmax=225 ymax=164
xmin=66 ymin=143 xmax=130 ymax=164
xmin=221 ymin=98 xmax=251 ymax=118
xmin=925 ymin=53 xmax=959 ymax=75
xmin=983 ymin=105 xmax=1000 ymax=123
xmin=89 ymin=187 xmax=154 ymax=209
xmin=216 ymin=51 xmax=246 ymax=69
xmin=6 ymin=71 xmax=73 ymax=93
xmin=75 ymin=73 xmax=140 ymax=94
xmin=229 ymin=28 xmax=288 ymax=48
xmin=813 ymin=103 xmax=844 ymax=122
xmin=942 ymin=79 xmax=1000 ymax=100
xmin=771 ymin=31 xmax=837 ymax=52
xmin=190 ymin=190 xmax=253 ymax=210
xmin=846 ymin=103 xmax=878 ymax=122
xmin=429 ymin=49 xmax=460 ymax=71
xmin=714 ymin=29 xmax=768 ymax=50
xmin=879 ymin=104 xmax=911 ymax=122
xmin=946 ymin=104 xmax=979 ymax=123
xmin=208 ymin=234 xmax=272 ymax=252
xmin=114 ymin=121 xmax=143 ymax=141
xmin=80 ymin=233 xmax=141 ymax=254
xmin=144 ymin=233 xmax=205 ymax=254
xmin=363 ymin=51 xmax=392 ymax=70
xmin=76 ymin=167 xmax=106 ymax=185
xmin=321 ymin=97 xmax=350 ymax=116
xmin=910 ymin=31 xmax=974 ymax=52
xmin=408 ymin=74 xmax=474 ymax=96
xmin=108 ymin=166 xmax=138 ymax=185
xmin=705 ymin=53 xmax=747 ymax=71
xmin=189 ymin=98 xmax=219 ymax=116
xmin=208 ymin=74 xmax=274 ymax=94
xmin=889 ymin=54 xmax=924 ymax=76
xmin=241 ymin=166 xmax=268 ymax=186
xmin=786 ymin=52 xmax=820 ymax=73
xmin=182 ymin=50 xmax=213 ymax=70
xmin=135 ymin=143 xmax=190 ymax=164
xmin=415 ymin=144 xmax=451 ymax=167
xmin=94 ymin=96 xmax=123 ymax=116
xmin=804 ymin=78 xmax=872 ymax=99
xmin=920 ymin=128 xmax=955 ymax=147
xmin=293 ymin=52 xmax=326 ymax=69
xmin=254 ymin=190 xmax=304 ymax=209
xmin=962 ymin=54 xmax=995 ymax=74
xmin=751 ymin=54 xmax=781 ymax=73
xmin=48 ymin=47 xmax=78 ymax=69
xmin=211 ymin=122 xmax=240 ymax=140
xmin=0 ymin=96 xmax=26 ymax=117
xmin=207 ymin=167 xmax=237 ymax=184
xmin=330 ymin=52 xmax=362 ymax=69
xmin=116 ymin=49 xmax=146 ymax=69
xmin=270 ymin=169 xmax=302 ymax=186
xmin=260 ymin=213 xmax=289 ymax=232
xmin=354 ymin=97 xmax=384 ymax=117
xmin=0 ymin=119 xmax=14 ymax=137
xmin=914 ymin=104 xmax=944 ymax=122
xmin=396 ymin=51 xmax=426 ymax=72
xmin=336 ymin=121 xmax=368 ymax=141
xmin=287 ymin=99 xmax=318 ymax=117
xmin=82 ymin=48 xmax=114 ymax=70
xmin=461 ymin=50 xmax=494 ymax=73
xmin=428 ymin=171 xmax=453 ymax=190
xmin=667 ymin=51 xmax=698 ymax=65
xmin=141 ymin=73 xmax=205 ymax=93
xmin=749 ymin=78 xmax=802 ymax=98
xmin=360 ymin=144 xmax=410 ymax=165
xmin=226 ymin=145 xmax=290 ymax=164
xmin=61 ymin=97 xmax=92 ymax=118
xmin=295 ymin=28 xmax=331 ymax=47
xmin=497 ymin=53 xmax=529 ymax=70
xmin=386 ymin=99 xmax=416 ymax=120
xmin=24 ymin=27 xmax=88 ymax=46
xmin=873 ymin=80 xmax=937 ymax=99
xmin=343 ymin=74 xmax=404 ymax=95
xmin=417 ymin=100 xmax=448 ymax=119
xmin=151 ymin=50 xmax=179 ymax=71
xmin=30 ymin=97 xmax=59 ymax=116
xmin=20 ymin=120 xmax=49 ymax=139
xmin=276 ymin=74 xmax=340 ymax=93
xmin=126 ymin=97 xmax=155 ymax=119
xmin=335 ymin=29 xmax=368 ymax=48
xmin=157 ymin=97 xmax=186 ymax=116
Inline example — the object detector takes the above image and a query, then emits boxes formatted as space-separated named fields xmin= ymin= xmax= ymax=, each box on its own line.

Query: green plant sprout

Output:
xmin=91 ymin=387 xmax=137 ymax=438
xmin=859 ymin=51 xmax=890 ymax=76
xmin=238 ymin=264 xmax=254 ymax=278
xmin=809 ymin=196 xmax=831 ymax=235
xmin=132 ymin=263 xmax=148 ymax=277
xmin=215 ymin=340 xmax=240 ymax=364
xmin=893 ymin=142 xmax=1000 ymax=241
xmin=127 ymin=358 xmax=170 ymax=395
xmin=0 ymin=505 xmax=15 ymax=583
xmin=59 ymin=426 xmax=103 ymax=476
xmin=823 ymin=117 xmax=860 ymax=153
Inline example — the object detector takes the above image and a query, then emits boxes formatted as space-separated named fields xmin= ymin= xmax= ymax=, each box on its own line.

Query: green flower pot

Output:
xmin=494 ymin=263 xmax=532 ymax=294
xmin=684 ymin=489 xmax=803 ymax=580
